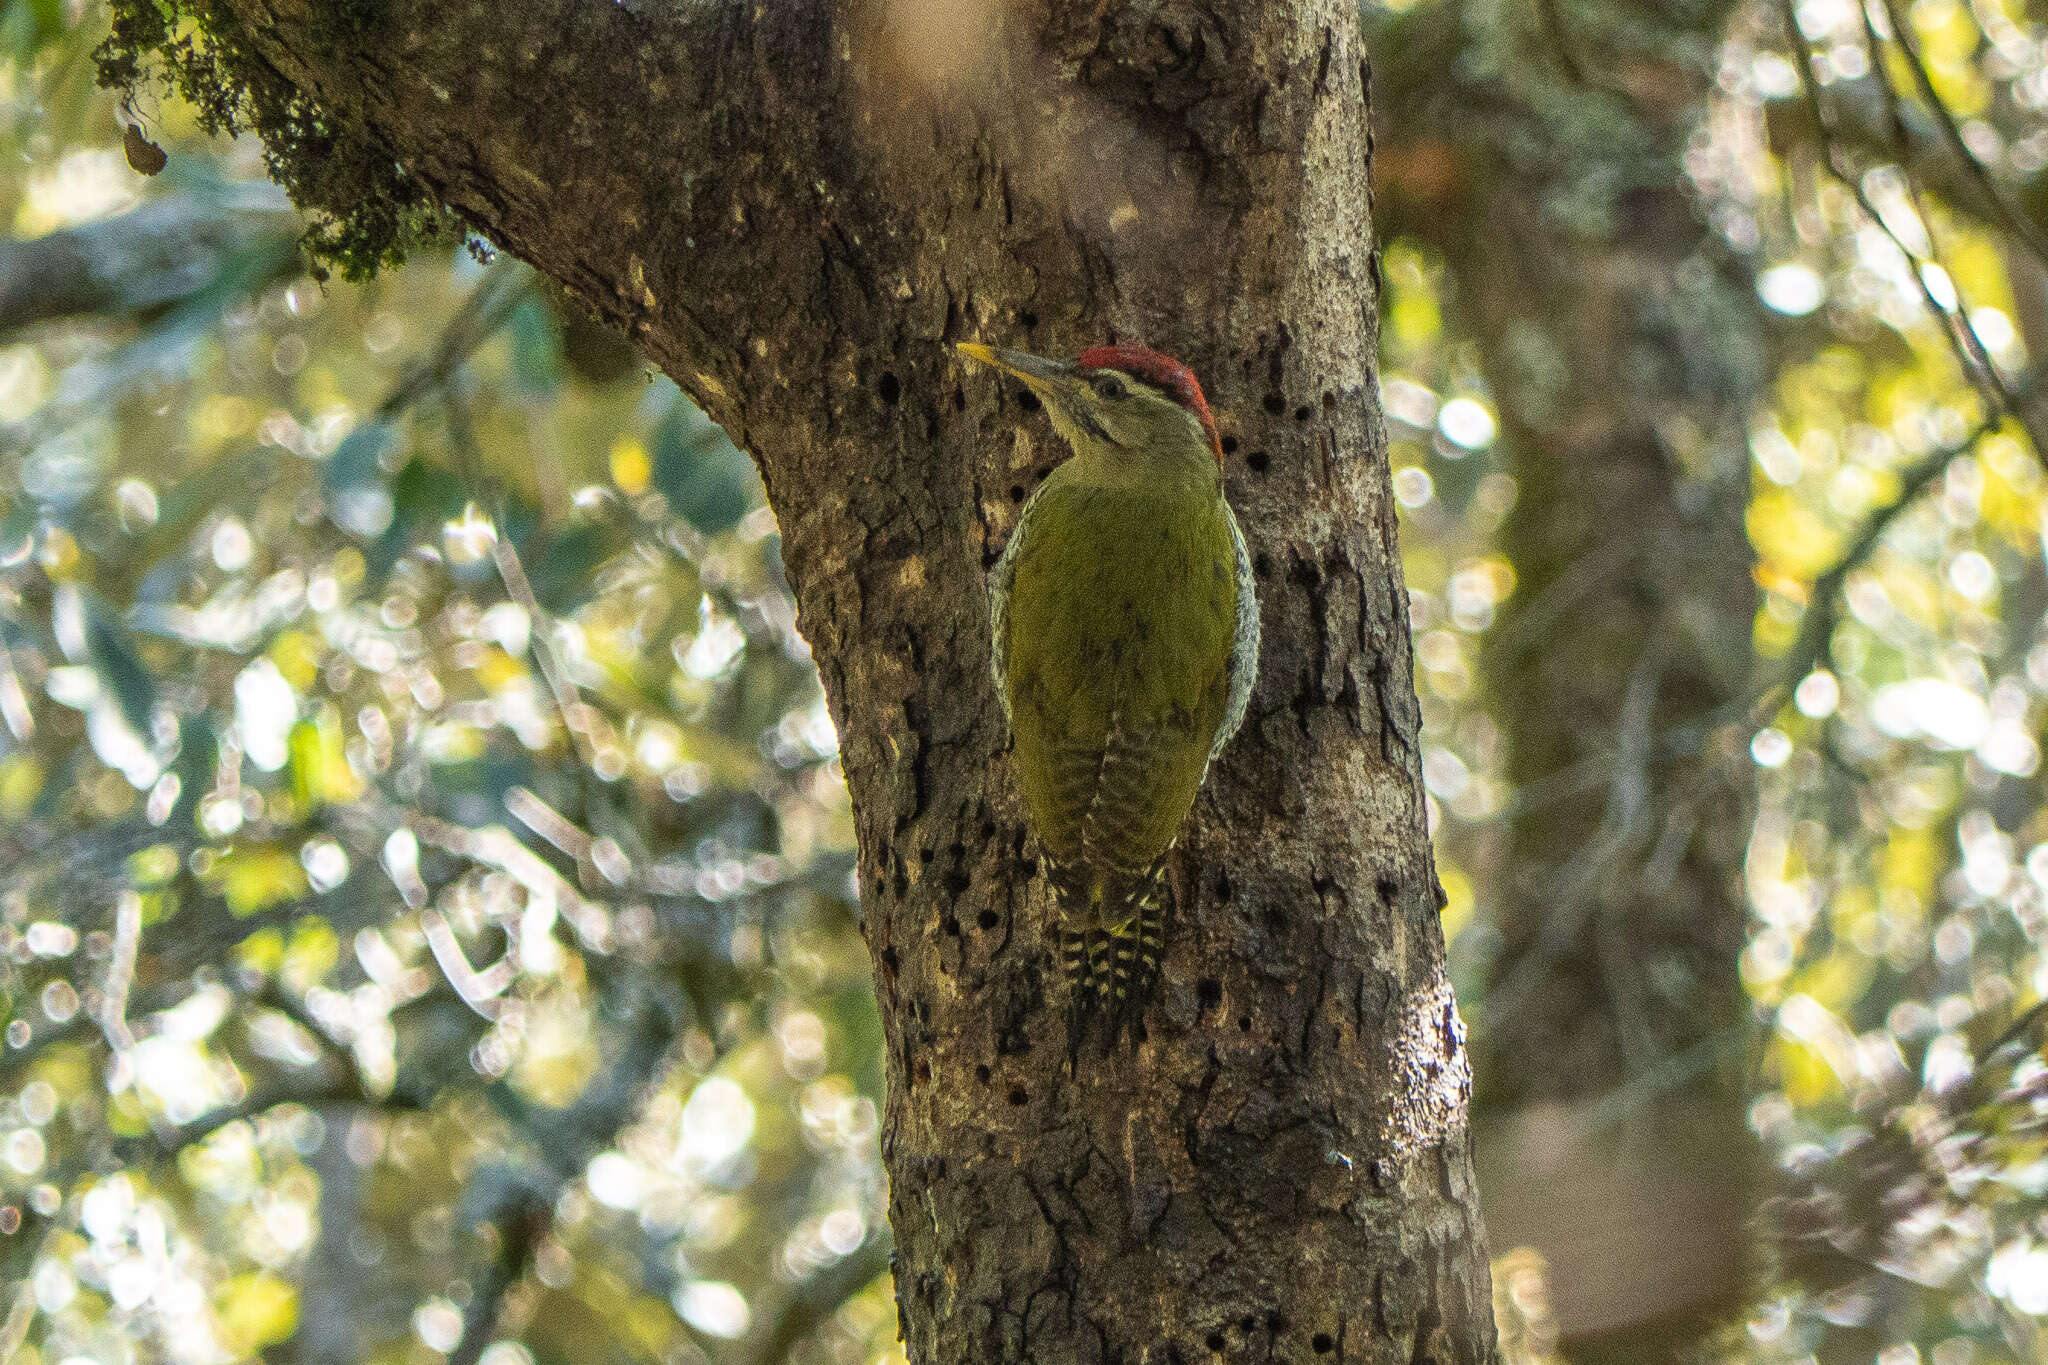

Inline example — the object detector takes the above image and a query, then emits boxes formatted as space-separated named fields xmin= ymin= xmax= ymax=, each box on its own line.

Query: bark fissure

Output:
xmin=199 ymin=0 xmax=1500 ymax=1359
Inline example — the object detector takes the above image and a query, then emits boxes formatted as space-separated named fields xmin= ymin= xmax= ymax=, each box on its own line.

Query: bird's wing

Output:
xmin=988 ymin=480 xmax=1054 ymax=729
xmin=1212 ymin=501 xmax=1260 ymax=761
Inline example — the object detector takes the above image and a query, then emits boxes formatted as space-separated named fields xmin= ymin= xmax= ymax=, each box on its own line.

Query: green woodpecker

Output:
xmin=960 ymin=341 xmax=1259 ymax=1031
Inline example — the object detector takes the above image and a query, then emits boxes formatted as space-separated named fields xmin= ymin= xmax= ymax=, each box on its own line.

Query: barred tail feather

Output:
xmin=1050 ymin=853 xmax=1172 ymax=1053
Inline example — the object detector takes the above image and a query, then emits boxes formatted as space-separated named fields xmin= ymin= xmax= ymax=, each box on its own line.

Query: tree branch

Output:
xmin=160 ymin=1 xmax=1502 ymax=1358
xmin=740 ymin=1238 xmax=894 ymax=1365
xmin=0 ymin=191 xmax=296 ymax=334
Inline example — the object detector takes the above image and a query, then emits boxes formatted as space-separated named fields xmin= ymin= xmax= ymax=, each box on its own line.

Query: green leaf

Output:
xmin=522 ymin=521 xmax=624 ymax=614
xmin=80 ymin=591 xmax=155 ymax=739
xmin=366 ymin=457 xmax=464 ymax=584
xmin=507 ymin=297 xmax=563 ymax=398
xmin=0 ymin=0 xmax=68 ymax=65
xmin=324 ymin=418 xmax=397 ymax=495
xmin=0 ymin=505 xmax=33 ymax=568
xmin=653 ymin=402 xmax=757 ymax=537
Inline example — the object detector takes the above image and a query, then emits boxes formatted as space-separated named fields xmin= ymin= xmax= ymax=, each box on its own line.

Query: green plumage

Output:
xmin=965 ymin=341 xmax=1258 ymax=1043
xmin=996 ymin=459 xmax=1244 ymax=1023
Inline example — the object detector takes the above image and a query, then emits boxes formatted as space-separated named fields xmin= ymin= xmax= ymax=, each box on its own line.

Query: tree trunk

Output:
xmin=1374 ymin=4 xmax=1762 ymax=1357
xmin=201 ymin=1 xmax=1498 ymax=1358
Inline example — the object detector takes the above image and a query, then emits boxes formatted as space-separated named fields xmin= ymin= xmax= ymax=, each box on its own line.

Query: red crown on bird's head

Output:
xmin=1077 ymin=345 xmax=1223 ymax=464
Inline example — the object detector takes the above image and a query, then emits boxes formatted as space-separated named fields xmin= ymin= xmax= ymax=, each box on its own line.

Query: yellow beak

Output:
xmin=955 ymin=342 xmax=1076 ymax=397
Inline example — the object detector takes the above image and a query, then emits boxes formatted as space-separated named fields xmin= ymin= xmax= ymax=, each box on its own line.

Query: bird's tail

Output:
xmin=1051 ymin=856 xmax=1170 ymax=1050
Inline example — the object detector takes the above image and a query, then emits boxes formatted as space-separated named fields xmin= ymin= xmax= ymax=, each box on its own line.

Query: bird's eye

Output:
xmin=1092 ymin=375 xmax=1127 ymax=401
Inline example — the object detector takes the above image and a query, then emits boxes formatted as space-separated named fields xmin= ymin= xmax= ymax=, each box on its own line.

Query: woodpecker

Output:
xmin=959 ymin=341 xmax=1259 ymax=1037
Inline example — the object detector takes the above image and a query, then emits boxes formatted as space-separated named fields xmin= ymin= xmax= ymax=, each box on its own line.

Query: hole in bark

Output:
xmin=1376 ymin=875 xmax=1398 ymax=904
xmin=1253 ymin=551 xmax=1272 ymax=580
xmin=1198 ymin=979 xmax=1222 ymax=1012
xmin=981 ymin=820 xmax=997 ymax=839
xmin=919 ymin=846 xmax=935 ymax=863
xmin=1213 ymin=871 xmax=1232 ymax=901
xmin=1237 ymin=1015 xmax=1252 ymax=1032
xmin=942 ymin=915 xmax=961 ymax=936
xmin=1019 ymin=857 xmax=1038 ymax=877
xmin=975 ymin=1064 xmax=991 ymax=1085
xmin=982 ymin=550 xmax=1000 ymax=569
xmin=1313 ymin=1333 xmax=1334 ymax=1353
xmin=1264 ymin=908 xmax=1286 ymax=935
xmin=977 ymin=909 xmax=999 ymax=930
xmin=1239 ymin=1316 xmax=1257 ymax=1334
xmin=1021 ymin=310 xmax=1039 ymax=328
xmin=954 ymin=387 xmax=967 ymax=410
xmin=879 ymin=372 xmax=901 ymax=404
xmin=1245 ymin=450 xmax=1270 ymax=474
xmin=1009 ymin=485 xmax=1026 ymax=503
xmin=881 ymin=947 xmax=900 ymax=975
xmin=1262 ymin=392 xmax=1285 ymax=416
xmin=1134 ymin=1019 xmax=1148 ymax=1043
xmin=1221 ymin=435 xmax=1239 ymax=455
xmin=945 ymin=871 xmax=972 ymax=896
xmin=1206 ymin=1333 xmax=1226 ymax=1353
xmin=915 ymin=1058 xmax=931 ymax=1083
xmin=1007 ymin=1084 xmax=1028 ymax=1106
xmin=1016 ymin=389 xmax=1041 ymax=412
xmin=1267 ymin=1312 xmax=1287 ymax=1333
xmin=1322 ymin=391 xmax=1336 ymax=411
xmin=1293 ymin=404 xmax=1312 ymax=421
xmin=933 ymin=1157 xmax=948 ymax=1178
xmin=893 ymin=870 xmax=909 ymax=897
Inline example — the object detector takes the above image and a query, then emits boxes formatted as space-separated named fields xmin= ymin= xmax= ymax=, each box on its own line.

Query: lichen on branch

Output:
xmin=96 ymin=0 xmax=460 ymax=280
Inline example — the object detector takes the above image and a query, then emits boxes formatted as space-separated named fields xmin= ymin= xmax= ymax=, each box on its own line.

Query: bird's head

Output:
xmin=957 ymin=342 xmax=1222 ymax=473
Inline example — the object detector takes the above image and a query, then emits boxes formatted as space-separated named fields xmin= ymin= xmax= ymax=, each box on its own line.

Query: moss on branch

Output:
xmin=97 ymin=0 xmax=459 ymax=280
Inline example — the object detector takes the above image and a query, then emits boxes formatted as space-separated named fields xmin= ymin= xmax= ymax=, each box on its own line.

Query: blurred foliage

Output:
xmin=1373 ymin=0 xmax=2048 ymax=1359
xmin=14 ymin=0 xmax=2048 ymax=1364
xmin=0 ymin=8 xmax=891 ymax=1365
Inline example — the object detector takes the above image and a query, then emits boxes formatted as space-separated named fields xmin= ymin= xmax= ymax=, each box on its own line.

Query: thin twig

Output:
xmin=1876 ymin=0 xmax=2048 ymax=272
xmin=444 ymin=1185 xmax=548 ymax=1365
xmin=109 ymin=1073 xmax=414 ymax=1163
xmin=743 ymin=1238 xmax=895 ymax=1365
xmin=1781 ymin=0 xmax=2048 ymax=462
xmin=445 ymin=983 xmax=679 ymax=1365
xmin=1767 ymin=406 xmax=2004 ymax=706
xmin=1854 ymin=3 xmax=2033 ymax=439
xmin=442 ymin=383 xmax=607 ymax=783
xmin=99 ymin=887 xmax=142 ymax=1059
xmin=372 ymin=264 xmax=534 ymax=425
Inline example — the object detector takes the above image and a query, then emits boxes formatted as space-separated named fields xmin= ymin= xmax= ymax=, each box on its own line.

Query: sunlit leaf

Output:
xmin=214 ymin=1271 xmax=299 ymax=1355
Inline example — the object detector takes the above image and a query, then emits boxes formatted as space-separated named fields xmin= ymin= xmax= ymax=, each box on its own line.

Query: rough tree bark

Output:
xmin=199 ymin=1 xmax=1498 ymax=1359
